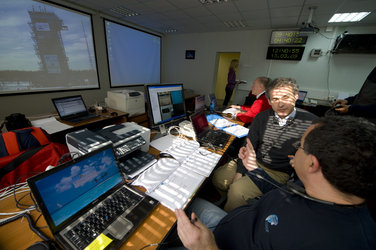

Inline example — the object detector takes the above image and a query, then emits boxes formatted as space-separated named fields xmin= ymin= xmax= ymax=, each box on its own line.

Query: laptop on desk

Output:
xmin=190 ymin=110 xmax=231 ymax=149
xmin=52 ymin=95 xmax=99 ymax=123
xmin=27 ymin=144 xmax=158 ymax=250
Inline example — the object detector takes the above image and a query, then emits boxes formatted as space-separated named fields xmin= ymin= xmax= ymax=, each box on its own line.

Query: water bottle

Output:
xmin=210 ymin=100 xmax=215 ymax=113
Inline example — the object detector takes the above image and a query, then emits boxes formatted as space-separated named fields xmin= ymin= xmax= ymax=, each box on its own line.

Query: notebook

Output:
xmin=27 ymin=144 xmax=158 ymax=250
xmin=296 ymin=90 xmax=308 ymax=105
xmin=52 ymin=95 xmax=99 ymax=123
xmin=189 ymin=110 xmax=231 ymax=149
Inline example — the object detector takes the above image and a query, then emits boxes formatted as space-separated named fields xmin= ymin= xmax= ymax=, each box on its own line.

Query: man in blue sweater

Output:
xmin=175 ymin=116 xmax=376 ymax=250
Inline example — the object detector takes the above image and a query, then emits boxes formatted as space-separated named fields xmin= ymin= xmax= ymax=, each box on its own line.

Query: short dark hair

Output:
xmin=256 ymin=77 xmax=271 ymax=89
xmin=304 ymin=116 xmax=376 ymax=198
xmin=265 ymin=77 xmax=299 ymax=100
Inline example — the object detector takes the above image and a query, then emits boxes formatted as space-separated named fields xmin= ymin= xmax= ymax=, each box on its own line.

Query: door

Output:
xmin=214 ymin=52 xmax=241 ymax=106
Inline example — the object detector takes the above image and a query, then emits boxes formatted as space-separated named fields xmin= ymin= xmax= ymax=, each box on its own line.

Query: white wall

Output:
xmin=162 ymin=26 xmax=376 ymax=105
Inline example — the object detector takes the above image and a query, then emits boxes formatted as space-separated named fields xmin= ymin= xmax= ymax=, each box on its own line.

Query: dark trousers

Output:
xmin=223 ymin=87 xmax=234 ymax=106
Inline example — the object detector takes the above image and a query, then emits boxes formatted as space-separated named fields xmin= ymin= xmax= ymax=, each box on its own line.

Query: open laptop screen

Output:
xmin=28 ymin=145 xmax=122 ymax=231
xmin=190 ymin=111 xmax=209 ymax=135
xmin=52 ymin=95 xmax=88 ymax=119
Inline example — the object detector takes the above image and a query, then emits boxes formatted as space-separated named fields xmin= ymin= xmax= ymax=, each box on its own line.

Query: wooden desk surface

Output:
xmin=0 ymin=116 xmax=241 ymax=250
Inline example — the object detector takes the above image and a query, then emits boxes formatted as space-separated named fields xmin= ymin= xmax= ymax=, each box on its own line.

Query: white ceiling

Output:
xmin=67 ymin=0 xmax=376 ymax=34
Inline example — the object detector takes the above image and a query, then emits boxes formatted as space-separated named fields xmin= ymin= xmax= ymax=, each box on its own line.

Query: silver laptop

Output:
xmin=27 ymin=144 xmax=158 ymax=249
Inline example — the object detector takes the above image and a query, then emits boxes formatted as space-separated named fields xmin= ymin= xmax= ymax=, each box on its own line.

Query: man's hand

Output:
xmin=175 ymin=209 xmax=219 ymax=250
xmin=230 ymin=105 xmax=241 ymax=109
xmin=335 ymin=105 xmax=350 ymax=114
xmin=241 ymin=138 xmax=258 ymax=171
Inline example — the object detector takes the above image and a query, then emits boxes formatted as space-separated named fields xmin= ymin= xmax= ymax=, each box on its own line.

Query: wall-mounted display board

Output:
xmin=270 ymin=30 xmax=308 ymax=45
xmin=266 ymin=46 xmax=305 ymax=61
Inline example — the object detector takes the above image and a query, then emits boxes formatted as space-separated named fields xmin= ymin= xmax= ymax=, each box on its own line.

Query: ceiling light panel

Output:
xmin=328 ymin=12 xmax=370 ymax=22
xmin=199 ymin=0 xmax=228 ymax=5
xmin=109 ymin=6 xmax=140 ymax=17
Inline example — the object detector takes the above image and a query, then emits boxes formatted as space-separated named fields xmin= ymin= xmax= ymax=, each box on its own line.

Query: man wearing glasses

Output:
xmin=213 ymin=77 xmax=317 ymax=212
xmin=176 ymin=116 xmax=376 ymax=249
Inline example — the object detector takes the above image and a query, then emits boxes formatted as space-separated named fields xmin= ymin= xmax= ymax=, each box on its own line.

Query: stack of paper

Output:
xmin=132 ymin=140 xmax=221 ymax=210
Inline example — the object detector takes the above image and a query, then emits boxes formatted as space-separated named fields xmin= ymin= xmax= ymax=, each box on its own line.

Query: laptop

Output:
xmin=296 ymin=90 xmax=307 ymax=105
xmin=52 ymin=95 xmax=99 ymax=123
xmin=27 ymin=144 xmax=159 ymax=250
xmin=189 ymin=110 xmax=231 ymax=149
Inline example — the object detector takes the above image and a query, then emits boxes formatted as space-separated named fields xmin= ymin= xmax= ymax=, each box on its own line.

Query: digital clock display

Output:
xmin=270 ymin=31 xmax=308 ymax=45
xmin=266 ymin=46 xmax=305 ymax=61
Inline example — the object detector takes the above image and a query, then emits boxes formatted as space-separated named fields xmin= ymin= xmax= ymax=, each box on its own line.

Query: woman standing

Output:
xmin=223 ymin=59 xmax=239 ymax=106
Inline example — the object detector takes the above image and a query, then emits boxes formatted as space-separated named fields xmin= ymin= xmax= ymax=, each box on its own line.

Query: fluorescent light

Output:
xmin=109 ymin=6 xmax=140 ymax=17
xmin=199 ymin=0 xmax=228 ymax=4
xmin=328 ymin=12 xmax=370 ymax=23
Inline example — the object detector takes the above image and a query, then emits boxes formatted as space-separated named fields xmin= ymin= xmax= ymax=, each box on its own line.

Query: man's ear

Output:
xmin=308 ymin=155 xmax=321 ymax=173
xmin=268 ymin=99 xmax=272 ymax=106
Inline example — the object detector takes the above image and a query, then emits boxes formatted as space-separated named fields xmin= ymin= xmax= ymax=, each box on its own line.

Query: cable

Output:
xmin=0 ymin=211 xmax=50 ymax=242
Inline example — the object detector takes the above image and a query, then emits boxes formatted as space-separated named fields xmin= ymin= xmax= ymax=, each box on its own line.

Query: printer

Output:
xmin=66 ymin=122 xmax=151 ymax=156
xmin=66 ymin=122 xmax=155 ymax=179
xmin=105 ymin=90 xmax=145 ymax=116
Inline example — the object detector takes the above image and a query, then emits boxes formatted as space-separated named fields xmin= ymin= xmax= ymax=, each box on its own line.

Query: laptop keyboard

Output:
xmin=200 ymin=130 xmax=230 ymax=149
xmin=64 ymin=186 xmax=142 ymax=249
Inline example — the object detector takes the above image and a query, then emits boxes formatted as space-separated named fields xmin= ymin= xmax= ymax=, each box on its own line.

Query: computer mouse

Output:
xmin=159 ymin=152 xmax=175 ymax=159
xmin=110 ymin=112 xmax=118 ymax=116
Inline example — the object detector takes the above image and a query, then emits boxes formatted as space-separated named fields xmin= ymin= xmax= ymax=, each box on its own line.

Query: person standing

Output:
xmin=223 ymin=59 xmax=240 ymax=107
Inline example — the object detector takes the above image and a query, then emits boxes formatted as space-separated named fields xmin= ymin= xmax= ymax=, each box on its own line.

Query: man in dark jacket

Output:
xmin=175 ymin=116 xmax=376 ymax=250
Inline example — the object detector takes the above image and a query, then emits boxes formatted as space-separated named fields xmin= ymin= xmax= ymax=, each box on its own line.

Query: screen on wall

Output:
xmin=104 ymin=19 xmax=161 ymax=87
xmin=0 ymin=0 xmax=99 ymax=95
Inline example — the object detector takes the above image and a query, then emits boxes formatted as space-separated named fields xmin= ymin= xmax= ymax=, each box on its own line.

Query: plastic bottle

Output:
xmin=209 ymin=100 xmax=215 ymax=113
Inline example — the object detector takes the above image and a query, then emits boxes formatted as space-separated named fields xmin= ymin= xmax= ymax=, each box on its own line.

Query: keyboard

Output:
xmin=119 ymin=151 xmax=157 ymax=179
xmin=199 ymin=130 xmax=230 ymax=149
xmin=114 ymin=135 xmax=146 ymax=159
xmin=64 ymin=113 xmax=99 ymax=123
xmin=64 ymin=187 xmax=142 ymax=249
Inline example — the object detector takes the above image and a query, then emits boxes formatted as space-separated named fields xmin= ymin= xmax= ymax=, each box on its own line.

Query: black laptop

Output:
xmin=27 ymin=144 xmax=158 ymax=250
xmin=52 ymin=95 xmax=99 ymax=123
xmin=189 ymin=110 xmax=231 ymax=149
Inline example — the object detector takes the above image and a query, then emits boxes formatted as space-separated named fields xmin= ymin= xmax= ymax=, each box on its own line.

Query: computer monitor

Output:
xmin=145 ymin=84 xmax=187 ymax=134
xmin=194 ymin=95 xmax=206 ymax=112
xmin=297 ymin=90 xmax=308 ymax=104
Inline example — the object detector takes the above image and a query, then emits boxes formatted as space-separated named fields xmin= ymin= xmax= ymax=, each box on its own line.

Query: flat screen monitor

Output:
xmin=145 ymin=84 xmax=186 ymax=131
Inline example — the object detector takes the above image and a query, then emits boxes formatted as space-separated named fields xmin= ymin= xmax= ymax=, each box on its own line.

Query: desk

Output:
xmin=0 ymin=116 xmax=241 ymax=250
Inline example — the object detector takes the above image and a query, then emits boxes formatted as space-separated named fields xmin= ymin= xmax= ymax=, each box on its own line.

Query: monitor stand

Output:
xmin=152 ymin=124 xmax=167 ymax=140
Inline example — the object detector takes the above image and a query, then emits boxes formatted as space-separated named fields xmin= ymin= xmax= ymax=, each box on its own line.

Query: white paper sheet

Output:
xmin=31 ymin=117 xmax=72 ymax=134
xmin=223 ymin=124 xmax=249 ymax=138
